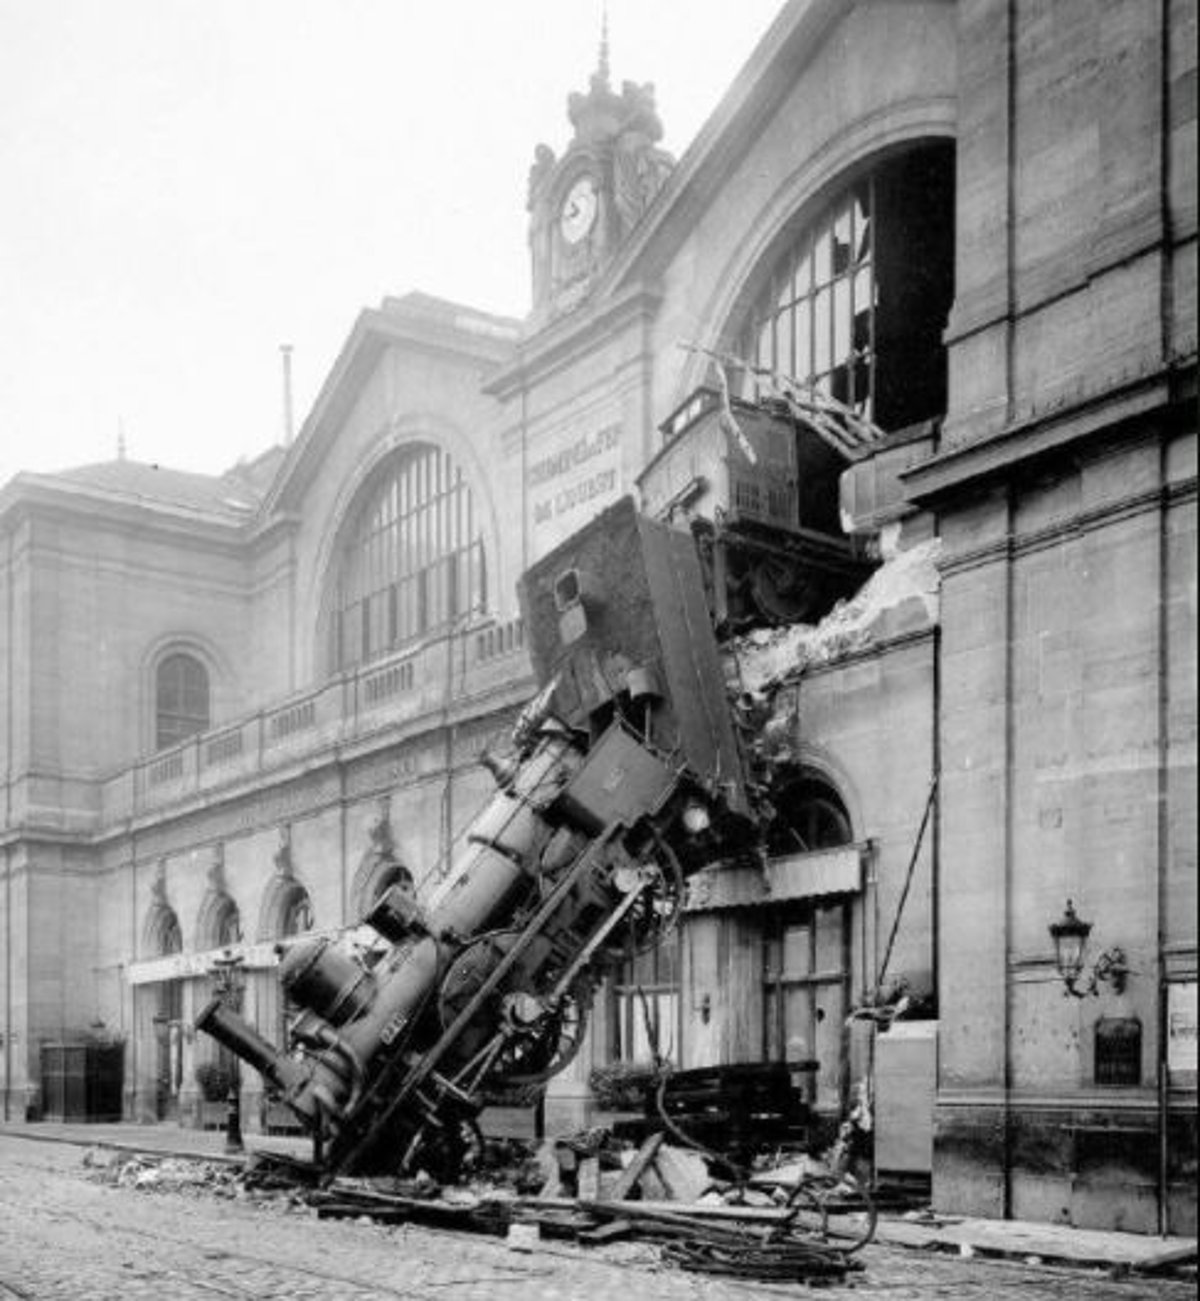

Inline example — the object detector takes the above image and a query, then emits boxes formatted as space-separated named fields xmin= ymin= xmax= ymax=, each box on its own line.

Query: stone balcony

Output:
xmin=4 ymin=617 xmax=535 ymax=843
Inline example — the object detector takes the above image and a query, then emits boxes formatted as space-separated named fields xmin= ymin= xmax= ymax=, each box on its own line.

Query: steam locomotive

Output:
xmin=198 ymin=497 xmax=758 ymax=1181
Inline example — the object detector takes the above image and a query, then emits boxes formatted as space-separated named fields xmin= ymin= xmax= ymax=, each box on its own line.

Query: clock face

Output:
xmin=559 ymin=175 xmax=599 ymax=245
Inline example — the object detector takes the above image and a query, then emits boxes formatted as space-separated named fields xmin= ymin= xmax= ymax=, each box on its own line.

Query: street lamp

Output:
xmin=1048 ymin=900 xmax=1129 ymax=998
xmin=151 ymin=1012 xmax=169 ymax=1121
xmin=210 ymin=948 xmax=245 ymax=1154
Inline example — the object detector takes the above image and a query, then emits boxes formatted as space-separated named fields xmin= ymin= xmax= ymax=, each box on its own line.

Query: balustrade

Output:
xmin=103 ymin=623 xmax=533 ymax=821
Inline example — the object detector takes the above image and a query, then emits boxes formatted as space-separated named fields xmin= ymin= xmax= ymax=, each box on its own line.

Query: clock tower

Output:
xmin=527 ymin=30 xmax=674 ymax=324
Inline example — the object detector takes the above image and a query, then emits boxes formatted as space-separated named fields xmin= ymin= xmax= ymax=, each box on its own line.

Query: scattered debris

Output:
xmin=505 ymin=1222 xmax=540 ymax=1252
xmin=74 ymin=1128 xmax=1199 ymax=1285
xmin=77 ymin=1130 xmax=875 ymax=1284
xmin=82 ymin=1151 xmax=244 ymax=1198
xmin=730 ymin=535 xmax=942 ymax=694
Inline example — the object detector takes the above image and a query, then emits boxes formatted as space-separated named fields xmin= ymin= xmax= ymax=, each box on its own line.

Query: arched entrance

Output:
xmin=762 ymin=772 xmax=857 ymax=1119
xmin=146 ymin=906 xmax=184 ymax=1121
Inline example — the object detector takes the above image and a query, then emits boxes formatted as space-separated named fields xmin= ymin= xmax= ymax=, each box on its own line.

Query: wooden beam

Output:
xmin=605 ymin=1131 xmax=665 ymax=1201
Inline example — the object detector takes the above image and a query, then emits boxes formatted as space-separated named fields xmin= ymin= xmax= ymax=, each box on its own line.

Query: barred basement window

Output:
xmin=1094 ymin=1017 xmax=1142 ymax=1086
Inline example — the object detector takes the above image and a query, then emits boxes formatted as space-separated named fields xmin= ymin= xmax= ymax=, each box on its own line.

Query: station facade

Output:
xmin=0 ymin=0 xmax=1195 ymax=1234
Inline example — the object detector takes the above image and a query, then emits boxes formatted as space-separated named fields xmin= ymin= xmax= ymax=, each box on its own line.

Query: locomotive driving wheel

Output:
xmin=491 ymin=980 xmax=590 ymax=1087
xmin=399 ymin=1110 xmax=485 ymax=1184
xmin=438 ymin=929 xmax=591 ymax=1089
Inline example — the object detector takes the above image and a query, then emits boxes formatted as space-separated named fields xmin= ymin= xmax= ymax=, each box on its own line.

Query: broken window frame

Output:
xmin=736 ymin=180 xmax=877 ymax=419
xmin=729 ymin=141 xmax=955 ymax=435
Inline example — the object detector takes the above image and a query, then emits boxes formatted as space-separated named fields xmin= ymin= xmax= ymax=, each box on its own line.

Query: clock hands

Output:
xmin=560 ymin=177 xmax=597 ymax=244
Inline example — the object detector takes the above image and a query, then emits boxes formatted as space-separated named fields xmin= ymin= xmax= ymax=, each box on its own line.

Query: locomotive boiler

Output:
xmin=197 ymin=496 xmax=757 ymax=1181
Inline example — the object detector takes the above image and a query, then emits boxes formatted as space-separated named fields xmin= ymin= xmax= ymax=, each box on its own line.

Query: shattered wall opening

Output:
xmin=729 ymin=139 xmax=956 ymax=435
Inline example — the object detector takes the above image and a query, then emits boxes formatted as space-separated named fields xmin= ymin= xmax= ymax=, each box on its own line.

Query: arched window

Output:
xmin=213 ymin=896 xmax=241 ymax=948
xmin=276 ymin=885 xmax=313 ymax=1049
xmin=279 ymin=887 xmax=313 ymax=938
xmin=330 ymin=445 xmax=487 ymax=671
xmin=766 ymin=773 xmax=853 ymax=856
xmin=371 ymin=863 xmax=414 ymax=908
xmin=148 ymin=906 xmax=184 ymax=1023
xmin=761 ymin=771 xmax=856 ymax=1113
xmin=159 ymin=909 xmax=183 ymax=956
xmin=156 ymin=652 xmax=210 ymax=751
xmin=732 ymin=141 xmax=955 ymax=432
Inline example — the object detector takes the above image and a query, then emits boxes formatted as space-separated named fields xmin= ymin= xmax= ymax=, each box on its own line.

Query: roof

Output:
xmin=45 ymin=457 xmax=267 ymax=518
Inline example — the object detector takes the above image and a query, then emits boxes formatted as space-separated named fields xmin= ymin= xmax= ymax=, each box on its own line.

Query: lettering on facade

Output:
xmin=528 ymin=424 xmax=622 ymax=550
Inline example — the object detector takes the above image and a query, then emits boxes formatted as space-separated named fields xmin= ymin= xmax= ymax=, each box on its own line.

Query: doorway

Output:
xmin=763 ymin=898 xmax=852 ymax=1117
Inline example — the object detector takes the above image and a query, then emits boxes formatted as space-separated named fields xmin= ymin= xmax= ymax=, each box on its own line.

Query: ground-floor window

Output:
xmin=609 ymin=934 xmax=680 ymax=1065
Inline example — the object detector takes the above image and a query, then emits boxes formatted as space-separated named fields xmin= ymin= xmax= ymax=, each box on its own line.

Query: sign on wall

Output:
xmin=528 ymin=423 xmax=622 ymax=555
xmin=1168 ymin=981 xmax=1198 ymax=1076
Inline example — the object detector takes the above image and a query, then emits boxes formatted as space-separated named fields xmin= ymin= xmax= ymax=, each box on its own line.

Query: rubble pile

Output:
xmin=77 ymin=1131 xmax=873 ymax=1285
xmin=309 ymin=1129 xmax=871 ymax=1283
xmin=730 ymin=536 xmax=942 ymax=694
xmin=80 ymin=1148 xmax=313 ymax=1215
xmin=83 ymin=1149 xmax=241 ymax=1195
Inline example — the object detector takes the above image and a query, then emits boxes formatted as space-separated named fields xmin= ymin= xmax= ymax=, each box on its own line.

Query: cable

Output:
xmin=661 ymin=1236 xmax=862 ymax=1282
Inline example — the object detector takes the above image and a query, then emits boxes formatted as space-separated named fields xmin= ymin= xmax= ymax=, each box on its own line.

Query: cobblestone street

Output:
xmin=0 ymin=1135 xmax=1190 ymax=1300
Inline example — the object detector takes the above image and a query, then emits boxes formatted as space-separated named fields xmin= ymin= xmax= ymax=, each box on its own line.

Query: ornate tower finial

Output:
xmin=597 ymin=3 xmax=610 ymax=89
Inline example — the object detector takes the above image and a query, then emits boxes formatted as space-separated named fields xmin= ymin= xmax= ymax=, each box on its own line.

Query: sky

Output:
xmin=0 ymin=0 xmax=785 ymax=491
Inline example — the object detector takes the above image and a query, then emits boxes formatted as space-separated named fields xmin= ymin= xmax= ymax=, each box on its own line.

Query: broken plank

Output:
xmin=577 ymin=1218 xmax=634 ymax=1244
xmin=606 ymin=1132 xmax=664 ymax=1201
xmin=579 ymin=1197 xmax=794 ymax=1225
xmin=577 ymin=1200 xmax=776 ymax=1245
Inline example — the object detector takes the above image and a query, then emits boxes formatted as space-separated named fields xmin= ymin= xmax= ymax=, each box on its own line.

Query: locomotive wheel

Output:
xmin=493 ymin=982 xmax=589 ymax=1087
xmin=438 ymin=931 xmax=591 ymax=1089
xmin=403 ymin=1112 xmax=485 ymax=1184
xmin=437 ymin=929 xmax=530 ymax=1033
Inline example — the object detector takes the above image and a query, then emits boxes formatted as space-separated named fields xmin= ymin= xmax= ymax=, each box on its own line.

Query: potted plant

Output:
xmin=588 ymin=1060 xmax=662 ymax=1114
xmin=194 ymin=1061 xmax=234 ymax=1130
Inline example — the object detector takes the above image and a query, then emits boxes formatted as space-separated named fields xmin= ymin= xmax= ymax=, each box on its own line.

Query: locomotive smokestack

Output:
xmin=196 ymin=997 xmax=312 ymax=1110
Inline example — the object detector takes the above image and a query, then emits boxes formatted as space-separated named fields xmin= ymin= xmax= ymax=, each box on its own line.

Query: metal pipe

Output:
xmin=1155 ymin=430 xmax=1170 ymax=1236
xmin=195 ymin=998 xmax=310 ymax=1104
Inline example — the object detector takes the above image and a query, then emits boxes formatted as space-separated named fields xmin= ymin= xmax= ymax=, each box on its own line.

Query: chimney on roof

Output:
xmin=280 ymin=344 xmax=295 ymax=445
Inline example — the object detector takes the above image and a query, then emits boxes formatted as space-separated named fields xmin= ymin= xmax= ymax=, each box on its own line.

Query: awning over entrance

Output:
xmin=125 ymin=925 xmax=384 ymax=985
xmin=126 ymin=941 xmax=281 ymax=985
xmin=683 ymin=844 xmax=864 ymax=912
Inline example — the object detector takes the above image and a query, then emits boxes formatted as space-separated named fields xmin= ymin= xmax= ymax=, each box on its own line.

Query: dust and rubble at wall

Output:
xmin=726 ymin=536 xmax=943 ymax=698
